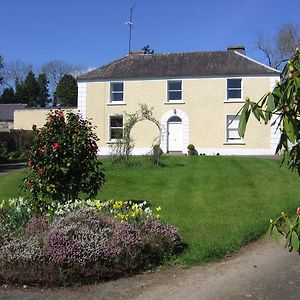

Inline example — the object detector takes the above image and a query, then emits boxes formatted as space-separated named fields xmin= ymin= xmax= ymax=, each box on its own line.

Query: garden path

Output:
xmin=1 ymin=237 xmax=299 ymax=299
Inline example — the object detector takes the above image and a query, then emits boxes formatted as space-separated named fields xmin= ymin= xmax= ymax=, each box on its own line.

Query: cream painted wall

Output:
xmin=82 ymin=76 xmax=277 ymax=154
xmin=14 ymin=108 xmax=77 ymax=130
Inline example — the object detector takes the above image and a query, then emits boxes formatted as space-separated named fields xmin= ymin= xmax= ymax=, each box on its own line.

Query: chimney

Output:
xmin=227 ymin=46 xmax=245 ymax=54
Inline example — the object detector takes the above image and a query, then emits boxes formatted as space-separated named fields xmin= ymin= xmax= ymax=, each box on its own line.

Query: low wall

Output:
xmin=14 ymin=108 xmax=77 ymax=130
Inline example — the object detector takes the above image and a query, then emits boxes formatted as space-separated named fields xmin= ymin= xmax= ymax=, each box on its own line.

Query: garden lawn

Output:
xmin=1 ymin=156 xmax=299 ymax=266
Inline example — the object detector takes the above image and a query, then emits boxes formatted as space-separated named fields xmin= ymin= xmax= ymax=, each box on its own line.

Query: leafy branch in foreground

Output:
xmin=238 ymin=49 xmax=300 ymax=175
xmin=238 ymin=49 xmax=300 ymax=253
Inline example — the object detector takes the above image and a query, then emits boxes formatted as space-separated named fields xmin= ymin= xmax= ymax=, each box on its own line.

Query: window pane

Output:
xmin=227 ymin=79 xmax=241 ymax=89
xmin=111 ymin=82 xmax=123 ymax=92
xmin=228 ymin=129 xmax=240 ymax=139
xmin=111 ymin=92 xmax=123 ymax=101
xmin=169 ymin=91 xmax=182 ymax=100
xmin=227 ymin=89 xmax=241 ymax=99
xmin=168 ymin=81 xmax=182 ymax=91
xmin=111 ymin=128 xmax=123 ymax=139
xmin=110 ymin=116 xmax=123 ymax=127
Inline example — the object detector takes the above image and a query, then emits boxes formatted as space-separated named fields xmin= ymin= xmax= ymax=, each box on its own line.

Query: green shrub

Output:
xmin=24 ymin=110 xmax=106 ymax=214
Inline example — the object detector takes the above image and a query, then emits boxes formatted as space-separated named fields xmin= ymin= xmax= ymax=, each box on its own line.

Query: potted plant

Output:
xmin=187 ymin=144 xmax=195 ymax=156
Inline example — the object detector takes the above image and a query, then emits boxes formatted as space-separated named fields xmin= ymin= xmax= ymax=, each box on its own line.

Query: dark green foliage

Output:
xmin=37 ymin=73 xmax=49 ymax=107
xmin=24 ymin=110 xmax=106 ymax=213
xmin=0 ymin=87 xmax=15 ymax=103
xmin=22 ymin=70 xmax=40 ymax=107
xmin=54 ymin=74 xmax=77 ymax=107
xmin=239 ymin=50 xmax=300 ymax=175
xmin=14 ymin=78 xmax=25 ymax=104
xmin=0 ymin=55 xmax=3 ymax=85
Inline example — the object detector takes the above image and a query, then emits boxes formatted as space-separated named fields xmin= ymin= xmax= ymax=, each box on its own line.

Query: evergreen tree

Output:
xmin=14 ymin=78 xmax=25 ymax=103
xmin=0 ymin=55 xmax=3 ymax=85
xmin=54 ymin=74 xmax=78 ymax=107
xmin=37 ymin=73 xmax=49 ymax=107
xmin=0 ymin=87 xmax=15 ymax=103
xmin=23 ymin=70 xmax=39 ymax=106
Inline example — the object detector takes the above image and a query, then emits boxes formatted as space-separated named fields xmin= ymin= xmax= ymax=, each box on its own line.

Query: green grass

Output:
xmin=1 ymin=156 xmax=299 ymax=266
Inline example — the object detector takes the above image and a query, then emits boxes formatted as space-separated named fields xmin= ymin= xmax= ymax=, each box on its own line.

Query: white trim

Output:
xmin=234 ymin=51 xmax=281 ymax=73
xmin=108 ymin=114 xmax=124 ymax=141
xmin=109 ymin=81 xmax=125 ymax=103
xmin=167 ymin=80 xmax=182 ymax=102
xmin=98 ymin=147 xmax=152 ymax=156
xmin=226 ymin=78 xmax=243 ymax=101
xmin=97 ymin=147 xmax=277 ymax=156
xmin=77 ymin=82 xmax=87 ymax=119
xmin=78 ymin=75 xmax=279 ymax=84
xmin=225 ymin=114 xmax=243 ymax=143
xmin=196 ymin=147 xmax=278 ymax=156
xmin=270 ymin=77 xmax=281 ymax=152
xmin=161 ymin=109 xmax=189 ymax=154
xmin=164 ymin=100 xmax=185 ymax=104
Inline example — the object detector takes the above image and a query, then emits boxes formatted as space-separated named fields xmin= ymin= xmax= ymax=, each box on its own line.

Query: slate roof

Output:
xmin=78 ymin=50 xmax=280 ymax=81
xmin=0 ymin=104 xmax=27 ymax=121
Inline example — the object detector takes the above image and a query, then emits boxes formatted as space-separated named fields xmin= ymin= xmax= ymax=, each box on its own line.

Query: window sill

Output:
xmin=164 ymin=100 xmax=185 ymax=104
xmin=107 ymin=102 xmax=126 ymax=106
xmin=224 ymin=99 xmax=244 ymax=103
xmin=106 ymin=140 xmax=125 ymax=144
xmin=223 ymin=141 xmax=245 ymax=145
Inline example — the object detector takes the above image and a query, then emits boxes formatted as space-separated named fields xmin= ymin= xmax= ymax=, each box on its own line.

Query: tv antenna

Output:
xmin=125 ymin=4 xmax=136 ymax=54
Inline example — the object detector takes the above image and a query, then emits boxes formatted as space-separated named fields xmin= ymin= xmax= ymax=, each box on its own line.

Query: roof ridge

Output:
xmin=233 ymin=51 xmax=280 ymax=73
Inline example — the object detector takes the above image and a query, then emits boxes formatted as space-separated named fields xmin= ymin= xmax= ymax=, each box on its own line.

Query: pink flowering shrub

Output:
xmin=0 ymin=208 xmax=183 ymax=285
xmin=24 ymin=110 xmax=105 ymax=214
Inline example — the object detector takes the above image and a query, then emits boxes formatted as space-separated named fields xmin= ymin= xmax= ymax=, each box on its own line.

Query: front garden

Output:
xmin=1 ymin=154 xmax=300 ymax=284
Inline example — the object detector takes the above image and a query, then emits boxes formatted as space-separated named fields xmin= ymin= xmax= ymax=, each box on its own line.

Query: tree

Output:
xmin=257 ymin=24 xmax=300 ymax=69
xmin=14 ymin=78 xmax=25 ymax=104
xmin=142 ymin=45 xmax=154 ymax=54
xmin=22 ymin=70 xmax=40 ymax=107
xmin=54 ymin=74 xmax=78 ymax=107
xmin=37 ymin=73 xmax=49 ymax=107
xmin=0 ymin=87 xmax=15 ymax=103
xmin=42 ymin=60 xmax=83 ymax=95
xmin=238 ymin=49 xmax=300 ymax=253
xmin=0 ymin=55 xmax=3 ymax=85
xmin=1 ymin=60 xmax=33 ymax=88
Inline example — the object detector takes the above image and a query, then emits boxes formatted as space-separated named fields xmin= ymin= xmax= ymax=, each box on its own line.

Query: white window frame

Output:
xmin=110 ymin=82 xmax=124 ymax=103
xmin=226 ymin=78 xmax=243 ymax=102
xmin=225 ymin=114 xmax=245 ymax=144
xmin=108 ymin=115 xmax=124 ymax=142
xmin=167 ymin=80 xmax=183 ymax=102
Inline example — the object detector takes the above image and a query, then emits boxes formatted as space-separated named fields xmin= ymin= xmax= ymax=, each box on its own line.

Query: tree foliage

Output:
xmin=37 ymin=73 xmax=49 ymax=107
xmin=238 ymin=49 xmax=300 ymax=175
xmin=22 ymin=70 xmax=40 ymax=107
xmin=238 ymin=49 xmax=300 ymax=253
xmin=0 ymin=87 xmax=15 ymax=103
xmin=257 ymin=24 xmax=300 ymax=69
xmin=24 ymin=110 xmax=105 ymax=214
xmin=54 ymin=74 xmax=78 ymax=107
xmin=0 ymin=55 xmax=3 ymax=85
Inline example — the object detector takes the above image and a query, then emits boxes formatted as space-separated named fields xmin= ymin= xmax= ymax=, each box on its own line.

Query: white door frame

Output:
xmin=161 ymin=109 xmax=189 ymax=154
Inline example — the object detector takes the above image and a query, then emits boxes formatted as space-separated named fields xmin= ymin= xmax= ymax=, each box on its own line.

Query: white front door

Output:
xmin=168 ymin=122 xmax=183 ymax=151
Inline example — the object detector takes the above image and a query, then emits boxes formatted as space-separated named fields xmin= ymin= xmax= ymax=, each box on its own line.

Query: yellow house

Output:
xmin=77 ymin=46 xmax=280 ymax=155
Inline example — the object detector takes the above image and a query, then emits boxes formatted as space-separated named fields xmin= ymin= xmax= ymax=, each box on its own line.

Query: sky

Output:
xmin=1 ymin=0 xmax=300 ymax=70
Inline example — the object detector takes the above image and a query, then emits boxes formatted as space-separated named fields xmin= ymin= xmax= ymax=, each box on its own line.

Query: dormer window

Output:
xmin=110 ymin=82 xmax=124 ymax=102
xmin=168 ymin=80 xmax=182 ymax=101
xmin=227 ymin=78 xmax=242 ymax=99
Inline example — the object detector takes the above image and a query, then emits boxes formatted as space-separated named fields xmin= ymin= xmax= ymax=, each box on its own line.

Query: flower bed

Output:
xmin=0 ymin=198 xmax=182 ymax=286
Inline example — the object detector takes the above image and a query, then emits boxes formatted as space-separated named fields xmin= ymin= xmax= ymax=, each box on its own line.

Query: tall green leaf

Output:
xmin=283 ymin=115 xmax=296 ymax=143
xmin=238 ymin=102 xmax=250 ymax=138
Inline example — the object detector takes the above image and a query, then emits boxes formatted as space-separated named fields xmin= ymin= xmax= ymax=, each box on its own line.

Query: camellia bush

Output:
xmin=24 ymin=110 xmax=105 ymax=214
xmin=238 ymin=49 xmax=300 ymax=253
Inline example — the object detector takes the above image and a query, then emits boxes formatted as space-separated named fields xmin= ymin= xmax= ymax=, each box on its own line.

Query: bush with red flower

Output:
xmin=24 ymin=109 xmax=105 ymax=214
